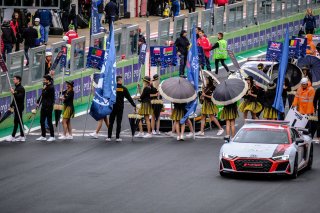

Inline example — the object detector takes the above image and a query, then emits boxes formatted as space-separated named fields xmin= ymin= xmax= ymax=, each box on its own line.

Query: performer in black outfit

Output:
xmin=107 ymin=76 xmax=136 ymax=142
xmin=174 ymin=30 xmax=190 ymax=76
xmin=7 ymin=75 xmax=25 ymax=142
xmin=36 ymin=75 xmax=55 ymax=142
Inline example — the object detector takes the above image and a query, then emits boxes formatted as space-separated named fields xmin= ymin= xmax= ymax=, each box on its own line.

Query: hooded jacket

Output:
xmin=306 ymin=34 xmax=316 ymax=56
xmin=197 ymin=36 xmax=212 ymax=58
xmin=104 ymin=0 xmax=119 ymax=18
xmin=174 ymin=31 xmax=190 ymax=56
xmin=292 ymin=84 xmax=315 ymax=115
xmin=1 ymin=22 xmax=16 ymax=44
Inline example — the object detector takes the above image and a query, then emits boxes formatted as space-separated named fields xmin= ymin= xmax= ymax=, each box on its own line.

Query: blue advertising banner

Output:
xmin=138 ymin=43 xmax=147 ymax=65
xmin=253 ymin=32 xmax=259 ymax=48
xmin=316 ymin=15 xmax=320 ymax=27
xmin=160 ymin=67 xmax=166 ymax=75
xmin=288 ymin=39 xmax=300 ymax=59
xmin=283 ymin=23 xmax=288 ymax=35
xmin=54 ymin=84 xmax=60 ymax=101
xmin=123 ymin=65 xmax=133 ymax=85
xmin=295 ymin=37 xmax=307 ymax=57
xmin=116 ymin=67 xmax=123 ymax=78
xmin=247 ymin=34 xmax=253 ymax=50
xmin=86 ymin=47 xmax=105 ymax=70
xmin=150 ymin=46 xmax=162 ymax=66
xmin=133 ymin=63 xmax=140 ymax=83
xmin=26 ymin=90 xmax=37 ymax=113
xmin=73 ymin=78 xmax=82 ymax=100
xmin=241 ymin=35 xmax=247 ymax=52
xmin=162 ymin=46 xmax=177 ymax=68
xmin=289 ymin=22 xmax=294 ymax=36
xmin=266 ymin=28 xmax=272 ymax=42
xmin=259 ymin=30 xmax=266 ymax=46
xmin=277 ymin=25 xmax=283 ymax=40
xmin=227 ymin=38 xmax=234 ymax=51
xmin=266 ymin=41 xmax=283 ymax=61
xmin=60 ymin=45 xmax=67 ymax=68
xmin=0 ymin=96 xmax=11 ymax=115
xmin=271 ymin=27 xmax=277 ymax=41
xmin=82 ymin=76 xmax=92 ymax=96
xmin=90 ymin=0 xmax=102 ymax=35
xmin=294 ymin=21 xmax=300 ymax=35
xmin=234 ymin=37 xmax=241 ymax=53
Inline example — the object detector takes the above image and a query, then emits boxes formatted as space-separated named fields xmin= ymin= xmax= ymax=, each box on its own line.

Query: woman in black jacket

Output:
xmin=174 ymin=30 xmax=190 ymax=76
xmin=303 ymin=8 xmax=316 ymax=34
xmin=59 ymin=81 xmax=75 ymax=140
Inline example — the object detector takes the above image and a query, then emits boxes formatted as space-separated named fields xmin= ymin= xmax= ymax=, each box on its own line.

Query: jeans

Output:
xmin=44 ymin=26 xmax=50 ymax=44
xmin=179 ymin=54 xmax=187 ymax=76
xmin=172 ymin=1 xmax=180 ymax=16
xmin=2 ymin=44 xmax=13 ymax=62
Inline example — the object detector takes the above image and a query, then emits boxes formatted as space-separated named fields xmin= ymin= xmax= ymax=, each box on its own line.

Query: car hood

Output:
xmin=221 ymin=142 xmax=291 ymax=158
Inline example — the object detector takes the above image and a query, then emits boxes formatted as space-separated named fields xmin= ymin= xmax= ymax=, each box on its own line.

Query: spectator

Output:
xmin=306 ymin=34 xmax=317 ymax=56
xmin=68 ymin=4 xmax=78 ymax=32
xmin=172 ymin=0 xmax=180 ymax=20
xmin=211 ymin=32 xmax=230 ymax=74
xmin=35 ymin=9 xmax=52 ymax=45
xmin=185 ymin=0 xmax=196 ymax=13
xmin=175 ymin=30 xmax=190 ymax=76
xmin=33 ymin=18 xmax=45 ymax=46
xmin=65 ymin=24 xmax=79 ymax=44
xmin=292 ymin=78 xmax=315 ymax=115
xmin=61 ymin=0 xmax=71 ymax=32
xmin=197 ymin=30 xmax=212 ymax=71
xmin=302 ymin=8 xmax=316 ymax=34
xmin=23 ymin=23 xmax=38 ymax=66
xmin=1 ymin=20 xmax=16 ymax=62
xmin=45 ymin=52 xmax=53 ymax=75
xmin=204 ymin=0 xmax=210 ymax=9
xmin=10 ymin=12 xmax=22 ymax=51
xmin=104 ymin=0 xmax=119 ymax=30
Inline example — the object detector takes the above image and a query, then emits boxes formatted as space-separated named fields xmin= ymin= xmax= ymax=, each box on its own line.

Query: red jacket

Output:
xmin=197 ymin=36 xmax=212 ymax=58
xmin=65 ymin=30 xmax=79 ymax=44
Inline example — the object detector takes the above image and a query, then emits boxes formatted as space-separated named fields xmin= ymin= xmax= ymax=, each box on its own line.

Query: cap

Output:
xmin=153 ymin=74 xmax=159 ymax=81
xmin=66 ymin=81 xmax=74 ymax=87
xmin=34 ymin=18 xmax=40 ymax=22
xmin=301 ymin=77 xmax=309 ymax=84
xmin=257 ymin=63 xmax=264 ymax=70
xmin=43 ymin=75 xmax=52 ymax=81
xmin=45 ymin=52 xmax=52 ymax=57
xmin=142 ymin=76 xmax=151 ymax=83
xmin=62 ymin=36 xmax=69 ymax=41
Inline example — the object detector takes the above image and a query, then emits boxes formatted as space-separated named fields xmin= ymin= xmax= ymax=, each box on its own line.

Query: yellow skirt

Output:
xmin=263 ymin=107 xmax=278 ymax=120
xmin=220 ymin=106 xmax=239 ymax=120
xmin=62 ymin=106 xmax=74 ymax=119
xmin=201 ymin=99 xmax=219 ymax=115
xmin=138 ymin=102 xmax=153 ymax=115
xmin=239 ymin=101 xmax=263 ymax=114
xmin=171 ymin=108 xmax=185 ymax=121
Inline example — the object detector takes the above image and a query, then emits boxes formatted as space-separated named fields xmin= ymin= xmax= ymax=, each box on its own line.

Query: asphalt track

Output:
xmin=2 ymin=56 xmax=320 ymax=212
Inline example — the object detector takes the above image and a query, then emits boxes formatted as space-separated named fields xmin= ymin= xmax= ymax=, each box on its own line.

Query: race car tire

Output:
xmin=219 ymin=171 xmax=227 ymax=177
xmin=306 ymin=144 xmax=313 ymax=170
xmin=289 ymin=154 xmax=298 ymax=179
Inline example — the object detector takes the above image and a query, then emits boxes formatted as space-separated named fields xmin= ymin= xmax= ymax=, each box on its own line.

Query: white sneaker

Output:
xmin=186 ymin=132 xmax=193 ymax=138
xmin=135 ymin=132 xmax=144 ymax=138
xmin=180 ymin=135 xmax=185 ymax=141
xmin=143 ymin=133 xmax=152 ymax=138
xmin=152 ymin=130 xmax=157 ymax=135
xmin=116 ymin=138 xmax=122 ymax=142
xmin=195 ymin=131 xmax=204 ymax=136
xmin=58 ymin=135 xmax=67 ymax=140
xmin=47 ymin=137 xmax=55 ymax=142
xmin=165 ymin=131 xmax=176 ymax=137
xmin=36 ymin=136 xmax=47 ymax=141
xmin=89 ymin=132 xmax=98 ymax=139
xmin=6 ymin=135 xmax=15 ymax=142
xmin=66 ymin=135 xmax=73 ymax=140
xmin=106 ymin=138 xmax=111 ymax=142
xmin=156 ymin=131 xmax=161 ymax=135
xmin=217 ymin=129 xmax=224 ymax=136
xmin=15 ymin=136 xmax=26 ymax=142
xmin=177 ymin=136 xmax=180 ymax=141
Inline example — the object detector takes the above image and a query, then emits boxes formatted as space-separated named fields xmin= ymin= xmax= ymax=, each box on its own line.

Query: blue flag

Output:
xmin=180 ymin=26 xmax=199 ymax=124
xmin=273 ymin=26 xmax=289 ymax=115
xmin=90 ymin=24 xmax=117 ymax=121
xmin=90 ymin=0 xmax=102 ymax=35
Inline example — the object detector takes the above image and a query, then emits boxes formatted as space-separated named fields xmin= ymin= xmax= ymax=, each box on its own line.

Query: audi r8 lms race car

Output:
xmin=219 ymin=120 xmax=313 ymax=178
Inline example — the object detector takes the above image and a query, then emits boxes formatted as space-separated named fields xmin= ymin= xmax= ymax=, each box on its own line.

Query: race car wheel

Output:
xmin=219 ymin=171 xmax=227 ymax=177
xmin=289 ymin=154 xmax=298 ymax=179
xmin=307 ymin=145 xmax=313 ymax=170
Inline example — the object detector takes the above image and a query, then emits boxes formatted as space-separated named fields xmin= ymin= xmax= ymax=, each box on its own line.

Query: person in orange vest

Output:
xmin=306 ymin=34 xmax=317 ymax=56
xmin=65 ymin=24 xmax=78 ymax=44
xmin=292 ymin=78 xmax=315 ymax=115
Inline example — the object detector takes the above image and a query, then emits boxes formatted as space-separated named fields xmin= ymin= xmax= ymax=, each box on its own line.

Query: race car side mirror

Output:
xmin=224 ymin=136 xmax=230 ymax=143
xmin=295 ymin=138 xmax=304 ymax=145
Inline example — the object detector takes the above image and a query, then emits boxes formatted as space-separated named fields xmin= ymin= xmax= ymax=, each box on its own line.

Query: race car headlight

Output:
xmin=222 ymin=152 xmax=237 ymax=159
xmin=272 ymin=155 xmax=290 ymax=161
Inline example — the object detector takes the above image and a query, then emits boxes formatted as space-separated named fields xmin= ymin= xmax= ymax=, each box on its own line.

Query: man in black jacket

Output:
xmin=1 ymin=20 xmax=16 ymax=62
xmin=104 ymin=0 xmax=119 ymax=29
xmin=175 ymin=30 xmax=190 ymax=76
xmin=36 ymin=75 xmax=55 ymax=142
xmin=23 ymin=22 xmax=38 ymax=66
xmin=6 ymin=75 xmax=25 ymax=142
xmin=106 ymin=75 xmax=136 ymax=142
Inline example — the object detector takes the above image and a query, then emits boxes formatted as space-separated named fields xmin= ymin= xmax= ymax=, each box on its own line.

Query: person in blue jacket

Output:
xmin=171 ymin=0 xmax=180 ymax=20
xmin=302 ymin=8 xmax=317 ymax=34
xmin=33 ymin=18 xmax=45 ymax=46
xmin=35 ymin=9 xmax=52 ymax=45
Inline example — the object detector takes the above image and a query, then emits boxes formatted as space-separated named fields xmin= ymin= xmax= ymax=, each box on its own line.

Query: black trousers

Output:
xmin=186 ymin=0 xmax=195 ymax=13
xmin=317 ymin=108 xmax=320 ymax=138
xmin=40 ymin=107 xmax=54 ymax=137
xmin=201 ymin=56 xmax=211 ymax=71
xmin=305 ymin=28 xmax=315 ymax=34
xmin=12 ymin=107 xmax=24 ymax=137
xmin=179 ymin=54 xmax=187 ymax=76
xmin=215 ymin=59 xmax=229 ymax=74
xmin=108 ymin=108 xmax=123 ymax=139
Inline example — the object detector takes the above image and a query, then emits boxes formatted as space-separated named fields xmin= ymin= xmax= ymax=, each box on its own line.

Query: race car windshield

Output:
xmin=233 ymin=128 xmax=289 ymax=144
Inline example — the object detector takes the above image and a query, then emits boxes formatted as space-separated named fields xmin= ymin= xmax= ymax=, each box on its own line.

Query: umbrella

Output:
xmin=297 ymin=55 xmax=320 ymax=86
xmin=151 ymin=99 xmax=163 ymax=120
xmin=240 ymin=67 xmax=271 ymax=90
xmin=0 ymin=109 xmax=13 ymax=124
xmin=270 ymin=63 xmax=303 ymax=90
xmin=212 ymin=78 xmax=248 ymax=105
xmin=199 ymin=70 xmax=220 ymax=84
xmin=158 ymin=77 xmax=197 ymax=103
xmin=128 ymin=114 xmax=143 ymax=139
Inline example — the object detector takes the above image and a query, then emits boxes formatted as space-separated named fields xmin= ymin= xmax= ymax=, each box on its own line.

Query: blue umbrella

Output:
xmin=297 ymin=55 xmax=320 ymax=86
xmin=240 ymin=67 xmax=271 ymax=90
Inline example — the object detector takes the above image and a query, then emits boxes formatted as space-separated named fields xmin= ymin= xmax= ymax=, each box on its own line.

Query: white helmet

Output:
xmin=45 ymin=52 xmax=52 ymax=57
xmin=63 ymin=36 xmax=69 ymax=41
